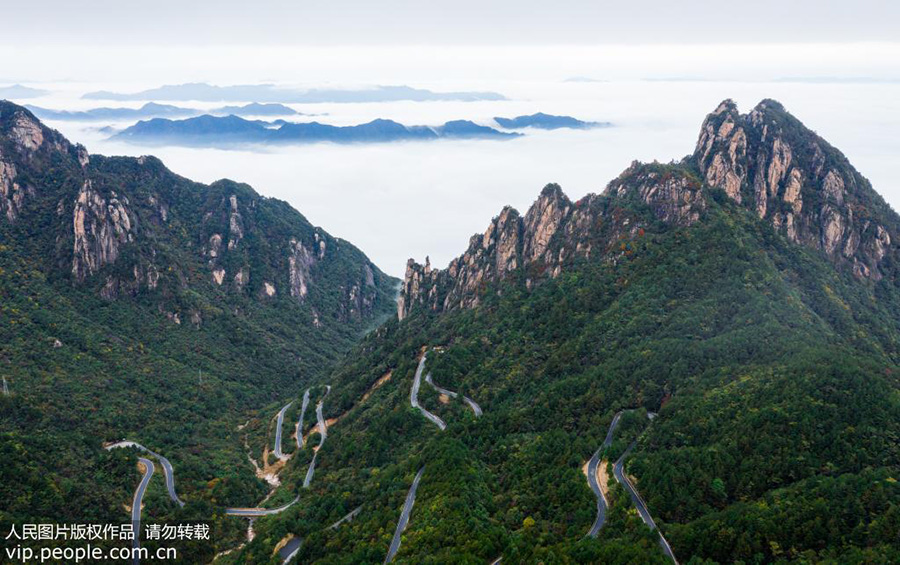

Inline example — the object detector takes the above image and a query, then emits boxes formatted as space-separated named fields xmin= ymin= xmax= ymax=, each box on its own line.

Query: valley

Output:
xmin=3 ymin=96 xmax=900 ymax=564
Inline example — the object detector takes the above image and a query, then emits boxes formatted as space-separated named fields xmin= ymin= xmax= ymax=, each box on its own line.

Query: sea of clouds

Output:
xmin=4 ymin=44 xmax=899 ymax=276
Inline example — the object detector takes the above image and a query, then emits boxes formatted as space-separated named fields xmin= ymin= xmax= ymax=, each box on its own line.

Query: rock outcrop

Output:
xmin=0 ymin=153 xmax=29 ymax=222
xmin=696 ymin=99 xmax=896 ymax=280
xmin=288 ymin=238 xmax=315 ymax=299
xmin=0 ymin=100 xmax=397 ymax=326
xmin=72 ymin=180 xmax=134 ymax=281
xmin=397 ymin=171 xmax=697 ymax=319
xmin=399 ymin=99 xmax=900 ymax=320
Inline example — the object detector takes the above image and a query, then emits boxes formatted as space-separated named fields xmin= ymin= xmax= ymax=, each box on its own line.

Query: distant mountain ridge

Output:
xmin=0 ymin=84 xmax=49 ymax=99
xmin=84 ymin=82 xmax=507 ymax=103
xmin=114 ymin=114 xmax=520 ymax=147
xmin=494 ymin=112 xmax=610 ymax=130
xmin=27 ymin=102 xmax=301 ymax=121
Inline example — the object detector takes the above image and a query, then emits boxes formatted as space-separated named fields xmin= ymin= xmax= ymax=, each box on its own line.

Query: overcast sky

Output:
xmin=6 ymin=1 xmax=899 ymax=45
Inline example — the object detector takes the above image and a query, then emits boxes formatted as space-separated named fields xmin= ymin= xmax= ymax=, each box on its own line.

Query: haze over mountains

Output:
xmin=493 ymin=112 xmax=609 ymax=129
xmin=83 ymin=82 xmax=507 ymax=103
xmin=113 ymin=115 xmax=520 ymax=147
xmin=26 ymin=101 xmax=302 ymax=121
xmin=110 ymin=113 xmax=603 ymax=147
xmin=0 ymin=84 xmax=48 ymax=99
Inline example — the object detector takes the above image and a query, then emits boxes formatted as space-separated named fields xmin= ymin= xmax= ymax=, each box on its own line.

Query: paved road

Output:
xmin=279 ymin=537 xmax=303 ymax=564
xmin=424 ymin=372 xmax=482 ymax=417
xmin=384 ymin=467 xmax=425 ymax=564
xmin=315 ymin=399 xmax=327 ymax=441
xmin=273 ymin=401 xmax=295 ymax=460
xmin=586 ymin=411 xmax=626 ymax=537
xmin=328 ymin=506 xmax=362 ymax=530
xmin=106 ymin=441 xmax=184 ymax=507
xmin=224 ymin=495 xmax=301 ymax=517
xmin=614 ymin=442 xmax=678 ymax=563
xmin=410 ymin=354 xmax=446 ymax=431
xmin=303 ymin=386 xmax=331 ymax=488
xmin=131 ymin=458 xmax=154 ymax=564
xmin=296 ymin=389 xmax=310 ymax=449
xmin=303 ymin=452 xmax=318 ymax=488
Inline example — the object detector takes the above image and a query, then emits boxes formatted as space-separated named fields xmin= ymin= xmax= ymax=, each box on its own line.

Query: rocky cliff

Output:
xmin=695 ymin=99 xmax=896 ymax=279
xmin=398 ymin=164 xmax=706 ymax=319
xmin=0 ymin=100 xmax=396 ymax=327
xmin=399 ymin=99 xmax=899 ymax=319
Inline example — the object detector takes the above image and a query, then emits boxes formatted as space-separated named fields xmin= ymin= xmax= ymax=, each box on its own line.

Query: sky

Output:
xmin=5 ymin=1 xmax=899 ymax=44
xmin=2 ymin=4 xmax=899 ymax=277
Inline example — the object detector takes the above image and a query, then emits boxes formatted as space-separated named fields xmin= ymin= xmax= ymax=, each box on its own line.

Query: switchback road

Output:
xmin=273 ymin=401 xmax=294 ymax=460
xmin=424 ymin=372 xmax=482 ymax=417
xmin=586 ymin=410 xmax=626 ymax=537
xmin=131 ymin=458 xmax=154 ymax=564
xmin=106 ymin=441 xmax=184 ymax=507
xmin=410 ymin=354 xmax=446 ymax=431
xmin=296 ymin=389 xmax=310 ymax=449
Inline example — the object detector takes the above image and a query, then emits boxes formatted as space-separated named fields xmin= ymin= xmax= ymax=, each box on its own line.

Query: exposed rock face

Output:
xmin=400 ymin=99 xmax=900 ymax=320
xmin=697 ymin=100 xmax=747 ymax=204
xmin=288 ymin=238 xmax=315 ymax=299
xmin=72 ymin=180 xmax=134 ymax=281
xmin=227 ymin=195 xmax=244 ymax=250
xmin=695 ymin=98 xmax=897 ymax=280
xmin=0 ymin=153 xmax=31 ymax=222
xmin=606 ymin=162 xmax=706 ymax=226
xmin=233 ymin=268 xmax=248 ymax=291
xmin=0 ymin=100 xmax=397 ymax=326
xmin=10 ymin=113 xmax=44 ymax=153
xmin=398 ymin=171 xmax=696 ymax=319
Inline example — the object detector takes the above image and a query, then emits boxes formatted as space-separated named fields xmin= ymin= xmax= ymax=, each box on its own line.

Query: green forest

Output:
xmin=222 ymin=192 xmax=900 ymax=563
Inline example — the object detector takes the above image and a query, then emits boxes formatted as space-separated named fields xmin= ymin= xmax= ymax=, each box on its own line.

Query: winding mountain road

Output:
xmin=131 ymin=458 xmax=154 ymax=564
xmin=106 ymin=441 xmax=184 ymax=507
xmin=273 ymin=401 xmax=295 ymax=460
xmin=296 ymin=389 xmax=310 ymax=449
xmin=613 ymin=440 xmax=678 ymax=563
xmin=304 ymin=385 xmax=332 ymax=488
xmin=384 ymin=467 xmax=425 ymax=564
xmin=410 ymin=354 xmax=447 ymax=431
xmin=424 ymin=372 xmax=482 ymax=417
xmin=224 ymin=495 xmax=302 ymax=517
xmin=586 ymin=411 xmax=626 ymax=537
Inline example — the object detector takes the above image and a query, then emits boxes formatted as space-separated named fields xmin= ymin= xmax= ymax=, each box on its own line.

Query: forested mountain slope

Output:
xmin=0 ymin=101 xmax=397 ymax=543
xmin=230 ymin=100 xmax=900 ymax=564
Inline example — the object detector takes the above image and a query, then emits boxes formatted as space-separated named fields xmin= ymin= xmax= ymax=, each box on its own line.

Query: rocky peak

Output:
xmin=694 ymin=98 xmax=898 ymax=279
xmin=0 ymin=103 xmax=76 ymax=223
xmin=399 ymin=99 xmax=900 ymax=321
xmin=397 ymin=171 xmax=691 ymax=319
xmin=523 ymin=184 xmax=570 ymax=264
xmin=605 ymin=162 xmax=706 ymax=226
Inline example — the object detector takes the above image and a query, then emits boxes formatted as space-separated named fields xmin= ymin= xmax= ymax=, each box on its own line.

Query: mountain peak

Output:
xmin=399 ymin=98 xmax=900 ymax=320
xmin=0 ymin=100 xmax=396 ymax=323
xmin=695 ymin=98 xmax=897 ymax=279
